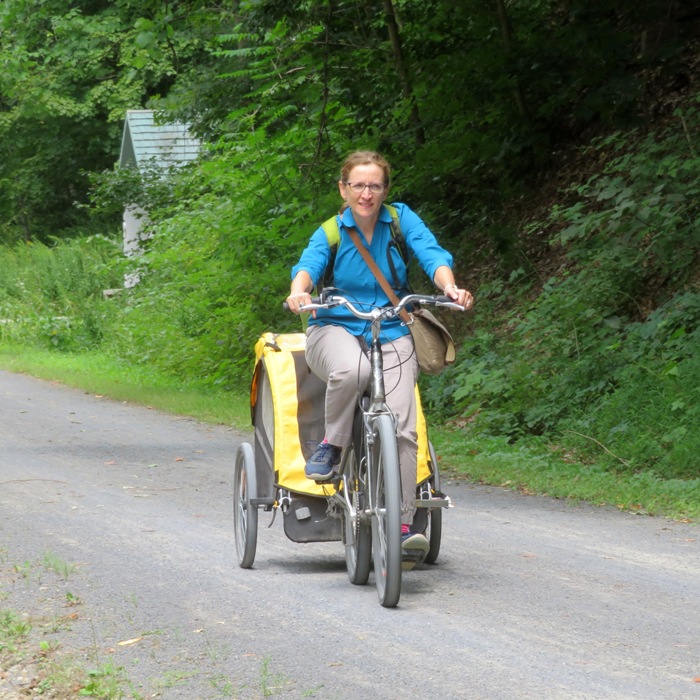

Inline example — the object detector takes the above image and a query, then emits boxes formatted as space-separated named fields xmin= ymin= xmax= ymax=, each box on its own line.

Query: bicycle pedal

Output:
xmin=314 ymin=479 xmax=337 ymax=490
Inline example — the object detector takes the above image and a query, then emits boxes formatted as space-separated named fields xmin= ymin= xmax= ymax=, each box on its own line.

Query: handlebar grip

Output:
xmin=282 ymin=297 xmax=322 ymax=312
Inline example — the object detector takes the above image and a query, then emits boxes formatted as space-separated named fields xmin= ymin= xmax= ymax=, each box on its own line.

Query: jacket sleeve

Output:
xmin=291 ymin=226 xmax=332 ymax=286
xmin=394 ymin=203 xmax=453 ymax=281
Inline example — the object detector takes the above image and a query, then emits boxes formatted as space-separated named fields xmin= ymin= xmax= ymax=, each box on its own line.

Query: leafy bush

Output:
xmin=429 ymin=105 xmax=700 ymax=480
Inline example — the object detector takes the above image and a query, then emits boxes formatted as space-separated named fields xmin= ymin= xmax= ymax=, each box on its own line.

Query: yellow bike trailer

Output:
xmin=234 ymin=331 xmax=447 ymax=566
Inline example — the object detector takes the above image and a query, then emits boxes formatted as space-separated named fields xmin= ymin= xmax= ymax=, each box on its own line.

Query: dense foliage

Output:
xmin=424 ymin=108 xmax=700 ymax=479
xmin=1 ymin=0 xmax=698 ymax=481
xmin=2 ymin=0 xmax=693 ymax=243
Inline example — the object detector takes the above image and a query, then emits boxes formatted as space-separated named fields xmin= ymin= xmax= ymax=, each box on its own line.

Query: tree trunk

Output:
xmin=494 ymin=0 xmax=532 ymax=125
xmin=382 ymin=0 xmax=425 ymax=146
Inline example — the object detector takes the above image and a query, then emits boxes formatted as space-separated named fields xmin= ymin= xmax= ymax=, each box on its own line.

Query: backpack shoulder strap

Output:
xmin=319 ymin=215 xmax=341 ymax=289
xmin=383 ymin=204 xmax=413 ymax=291
xmin=384 ymin=204 xmax=409 ymax=264
xmin=321 ymin=215 xmax=341 ymax=247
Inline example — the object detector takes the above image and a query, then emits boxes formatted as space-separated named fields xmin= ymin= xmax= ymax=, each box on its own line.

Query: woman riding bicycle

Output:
xmin=286 ymin=150 xmax=473 ymax=559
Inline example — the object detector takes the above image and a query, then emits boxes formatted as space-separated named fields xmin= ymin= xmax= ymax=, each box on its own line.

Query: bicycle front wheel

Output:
xmin=370 ymin=414 xmax=403 ymax=608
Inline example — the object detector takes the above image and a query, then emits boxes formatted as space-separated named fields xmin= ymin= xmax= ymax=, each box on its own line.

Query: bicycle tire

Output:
xmin=424 ymin=441 xmax=443 ymax=565
xmin=233 ymin=442 xmax=258 ymax=569
xmin=343 ymin=442 xmax=372 ymax=585
xmin=370 ymin=413 xmax=403 ymax=608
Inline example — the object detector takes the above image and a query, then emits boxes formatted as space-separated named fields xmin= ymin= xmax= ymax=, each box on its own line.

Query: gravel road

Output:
xmin=1 ymin=369 xmax=699 ymax=699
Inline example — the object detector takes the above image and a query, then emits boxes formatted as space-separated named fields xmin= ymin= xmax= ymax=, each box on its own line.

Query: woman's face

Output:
xmin=339 ymin=163 xmax=387 ymax=225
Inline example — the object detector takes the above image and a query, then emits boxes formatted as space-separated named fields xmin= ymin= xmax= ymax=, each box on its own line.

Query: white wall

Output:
xmin=122 ymin=204 xmax=150 ymax=288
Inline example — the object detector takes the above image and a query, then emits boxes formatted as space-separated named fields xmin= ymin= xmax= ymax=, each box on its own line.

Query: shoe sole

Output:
xmin=305 ymin=471 xmax=334 ymax=481
xmin=402 ymin=534 xmax=430 ymax=552
xmin=401 ymin=534 xmax=429 ymax=569
xmin=401 ymin=548 xmax=427 ymax=570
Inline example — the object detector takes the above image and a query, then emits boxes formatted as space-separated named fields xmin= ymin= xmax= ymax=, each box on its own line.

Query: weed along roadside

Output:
xmin=0 ymin=554 xmax=128 ymax=699
xmin=0 ymin=552 xmax=304 ymax=699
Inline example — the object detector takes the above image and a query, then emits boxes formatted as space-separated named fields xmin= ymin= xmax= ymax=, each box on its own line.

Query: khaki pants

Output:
xmin=305 ymin=324 xmax=419 ymax=525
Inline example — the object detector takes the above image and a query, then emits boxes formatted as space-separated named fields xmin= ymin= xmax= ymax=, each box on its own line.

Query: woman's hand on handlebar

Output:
xmin=285 ymin=288 xmax=469 ymax=319
xmin=443 ymin=284 xmax=474 ymax=310
xmin=287 ymin=271 xmax=316 ymax=315
xmin=285 ymin=290 xmax=313 ymax=315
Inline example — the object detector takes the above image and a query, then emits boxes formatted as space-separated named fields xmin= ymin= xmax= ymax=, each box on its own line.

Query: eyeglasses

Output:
xmin=344 ymin=181 xmax=386 ymax=194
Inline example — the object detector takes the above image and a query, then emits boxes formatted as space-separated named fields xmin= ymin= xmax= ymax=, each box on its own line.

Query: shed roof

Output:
xmin=119 ymin=109 xmax=200 ymax=169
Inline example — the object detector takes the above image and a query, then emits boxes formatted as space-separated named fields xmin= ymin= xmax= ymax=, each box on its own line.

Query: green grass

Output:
xmin=430 ymin=428 xmax=700 ymax=521
xmin=0 ymin=344 xmax=250 ymax=429
xmin=0 ymin=612 xmax=129 ymax=699
xmin=1 ymin=343 xmax=696 ymax=522
xmin=0 ymin=609 xmax=32 ymax=653
xmin=42 ymin=553 xmax=78 ymax=580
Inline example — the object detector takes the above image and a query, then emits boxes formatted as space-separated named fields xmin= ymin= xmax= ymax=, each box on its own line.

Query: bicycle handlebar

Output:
xmin=282 ymin=288 xmax=465 ymax=317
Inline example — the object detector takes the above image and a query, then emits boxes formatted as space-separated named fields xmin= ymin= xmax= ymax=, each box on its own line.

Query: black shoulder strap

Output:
xmin=387 ymin=210 xmax=409 ymax=265
xmin=385 ymin=207 xmax=412 ymax=292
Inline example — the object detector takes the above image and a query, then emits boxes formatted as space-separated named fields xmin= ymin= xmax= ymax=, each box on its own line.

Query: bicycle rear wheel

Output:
xmin=424 ymin=441 xmax=443 ymax=565
xmin=370 ymin=413 xmax=402 ymax=608
xmin=233 ymin=442 xmax=258 ymax=569
xmin=343 ymin=442 xmax=372 ymax=585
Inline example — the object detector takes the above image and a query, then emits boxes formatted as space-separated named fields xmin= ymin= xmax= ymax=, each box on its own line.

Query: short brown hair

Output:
xmin=340 ymin=150 xmax=391 ymax=188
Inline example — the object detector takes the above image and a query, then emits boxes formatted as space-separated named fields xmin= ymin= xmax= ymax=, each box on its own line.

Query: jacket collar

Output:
xmin=339 ymin=203 xmax=392 ymax=230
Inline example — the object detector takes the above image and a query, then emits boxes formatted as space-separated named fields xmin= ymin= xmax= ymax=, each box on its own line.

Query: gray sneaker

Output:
xmin=401 ymin=530 xmax=429 ymax=560
xmin=305 ymin=442 xmax=341 ymax=480
xmin=401 ymin=531 xmax=430 ymax=571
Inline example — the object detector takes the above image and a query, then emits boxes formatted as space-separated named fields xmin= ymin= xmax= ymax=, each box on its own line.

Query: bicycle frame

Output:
xmin=270 ymin=289 xmax=463 ymax=606
xmin=368 ymin=309 xmax=389 ymax=412
xmin=339 ymin=311 xmax=395 ymax=548
xmin=317 ymin=299 xmax=401 ymax=517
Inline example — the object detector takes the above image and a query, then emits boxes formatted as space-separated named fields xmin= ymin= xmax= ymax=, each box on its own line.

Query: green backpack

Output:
xmin=319 ymin=204 xmax=410 ymax=290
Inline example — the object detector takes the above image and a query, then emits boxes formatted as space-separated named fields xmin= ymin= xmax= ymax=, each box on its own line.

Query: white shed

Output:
xmin=118 ymin=109 xmax=201 ymax=286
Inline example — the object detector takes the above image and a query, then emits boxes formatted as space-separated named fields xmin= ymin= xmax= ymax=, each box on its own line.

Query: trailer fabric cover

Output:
xmin=251 ymin=332 xmax=431 ymax=498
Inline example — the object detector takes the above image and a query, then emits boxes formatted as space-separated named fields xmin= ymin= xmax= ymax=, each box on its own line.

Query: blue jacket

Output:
xmin=291 ymin=203 xmax=453 ymax=344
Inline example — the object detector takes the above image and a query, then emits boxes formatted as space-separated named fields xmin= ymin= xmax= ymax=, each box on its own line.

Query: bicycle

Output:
xmin=233 ymin=289 xmax=461 ymax=607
